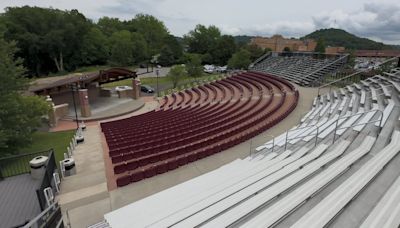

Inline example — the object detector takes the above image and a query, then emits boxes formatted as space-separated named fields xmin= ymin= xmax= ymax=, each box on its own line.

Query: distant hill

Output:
xmin=233 ymin=35 xmax=255 ymax=44
xmin=302 ymin=28 xmax=395 ymax=50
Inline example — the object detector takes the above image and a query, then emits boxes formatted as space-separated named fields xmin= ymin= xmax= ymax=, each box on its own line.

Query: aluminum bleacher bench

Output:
xmin=360 ymin=175 xmax=400 ymax=228
xmin=375 ymin=99 xmax=395 ymax=127
xmin=202 ymin=143 xmax=344 ymax=228
xmin=291 ymin=131 xmax=400 ymax=228
xmin=244 ymin=137 xmax=375 ymax=228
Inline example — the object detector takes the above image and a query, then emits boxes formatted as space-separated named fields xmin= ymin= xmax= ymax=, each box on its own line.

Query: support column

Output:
xmin=78 ymin=89 xmax=91 ymax=117
xmin=46 ymin=95 xmax=56 ymax=127
xmin=132 ymin=78 xmax=141 ymax=100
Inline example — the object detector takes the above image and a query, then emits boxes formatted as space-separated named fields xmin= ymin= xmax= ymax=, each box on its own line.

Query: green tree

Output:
xmin=80 ymin=27 xmax=109 ymax=65
xmin=126 ymin=14 xmax=169 ymax=56
xmin=158 ymin=35 xmax=183 ymax=66
xmin=243 ymin=44 xmax=265 ymax=61
xmin=2 ymin=7 xmax=91 ymax=74
xmin=0 ymin=36 xmax=49 ymax=156
xmin=185 ymin=54 xmax=203 ymax=79
xmin=184 ymin=24 xmax=221 ymax=54
xmin=228 ymin=49 xmax=251 ymax=70
xmin=211 ymin=35 xmax=237 ymax=65
xmin=109 ymin=30 xmax=135 ymax=66
xmin=97 ymin=17 xmax=125 ymax=36
xmin=283 ymin=47 xmax=291 ymax=52
xmin=167 ymin=65 xmax=186 ymax=88
xmin=314 ymin=38 xmax=326 ymax=53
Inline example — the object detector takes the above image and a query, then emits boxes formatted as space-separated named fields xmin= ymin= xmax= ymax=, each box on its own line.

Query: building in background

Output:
xmin=250 ymin=35 xmax=317 ymax=52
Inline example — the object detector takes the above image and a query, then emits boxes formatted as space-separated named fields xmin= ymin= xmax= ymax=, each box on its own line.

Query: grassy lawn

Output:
xmin=102 ymin=73 xmax=224 ymax=95
xmin=0 ymin=130 xmax=75 ymax=177
xmin=20 ymin=130 xmax=76 ymax=164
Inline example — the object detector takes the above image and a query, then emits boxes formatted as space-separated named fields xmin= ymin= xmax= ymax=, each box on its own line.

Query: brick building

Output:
xmin=250 ymin=35 xmax=317 ymax=52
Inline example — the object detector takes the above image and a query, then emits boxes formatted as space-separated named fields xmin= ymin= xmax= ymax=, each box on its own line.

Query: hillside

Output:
xmin=302 ymin=28 xmax=394 ymax=50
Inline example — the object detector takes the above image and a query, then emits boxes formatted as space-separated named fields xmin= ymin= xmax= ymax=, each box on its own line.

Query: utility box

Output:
xmin=30 ymin=156 xmax=48 ymax=179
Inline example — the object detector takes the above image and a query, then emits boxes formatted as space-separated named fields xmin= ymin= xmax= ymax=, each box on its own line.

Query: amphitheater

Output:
xmin=57 ymin=53 xmax=400 ymax=228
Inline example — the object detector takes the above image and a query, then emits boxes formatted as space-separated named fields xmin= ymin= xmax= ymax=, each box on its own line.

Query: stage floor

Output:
xmin=66 ymin=96 xmax=146 ymax=121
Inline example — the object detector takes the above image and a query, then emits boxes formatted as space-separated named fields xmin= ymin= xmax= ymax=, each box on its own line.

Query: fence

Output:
xmin=36 ymin=150 xmax=58 ymax=211
xmin=0 ymin=149 xmax=53 ymax=180
xmin=22 ymin=201 xmax=64 ymax=228
xmin=318 ymin=56 xmax=400 ymax=97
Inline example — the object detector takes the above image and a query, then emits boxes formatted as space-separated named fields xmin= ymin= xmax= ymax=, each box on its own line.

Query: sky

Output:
xmin=1 ymin=0 xmax=399 ymax=44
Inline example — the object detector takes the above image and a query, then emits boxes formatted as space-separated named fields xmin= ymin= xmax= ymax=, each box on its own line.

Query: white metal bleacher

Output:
xmin=291 ymin=131 xmax=400 ymax=228
xmin=360 ymin=175 xmax=400 ymax=228
xmin=242 ymin=136 xmax=376 ymax=228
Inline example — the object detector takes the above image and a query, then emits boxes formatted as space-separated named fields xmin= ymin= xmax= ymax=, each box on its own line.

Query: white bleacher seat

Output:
xmin=353 ymin=83 xmax=362 ymax=90
xmin=346 ymin=85 xmax=354 ymax=93
xmin=360 ymin=90 xmax=366 ymax=106
xmin=381 ymin=84 xmax=391 ymax=97
xmin=336 ymin=112 xmax=363 ymax=135
xmin=338 ymin=96 xmax=348 ymax=112
xmin=291 ymin=131 xmax=400 ymax=228
xmin=375 ymin=99 xmax=394 ymax=127
xmin=244 ymin=137 xmax=375 ymax=228
xmin=340 ymin=88 xmax=346 ymax=96
xmin=147 ymin=147 xmax=313 ymax=228
xmin=200 ymin=144 xmax=336 ymax=228
xmin=360 ymin=175 xmax=400 ymax=228
xmin=319 ymin=102 xmax=331 ymax=117
xmin=333 ymin=91 xmax=338 ymax=99
xmin=353 ymin=110 xmax=378 ymax=132
xmin=371 ymin=87 xmax=378 ymax=102
xmin=329 ymin=100 xmax=339 ymax=114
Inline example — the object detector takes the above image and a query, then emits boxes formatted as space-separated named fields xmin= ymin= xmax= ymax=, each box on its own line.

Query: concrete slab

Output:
xmin=64 ymin=198 xmax=112 ymax=228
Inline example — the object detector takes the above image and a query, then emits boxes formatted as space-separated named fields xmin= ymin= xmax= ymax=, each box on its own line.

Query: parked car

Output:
xmin=141 ymin=85 xmax=155 ymax=93
xmin=115 ymin=85 xmax=132 ymax=92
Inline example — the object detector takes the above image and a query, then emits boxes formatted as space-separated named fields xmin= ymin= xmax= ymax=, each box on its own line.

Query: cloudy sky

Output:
xmin=1 ymin=0 xmax=399 ymax=44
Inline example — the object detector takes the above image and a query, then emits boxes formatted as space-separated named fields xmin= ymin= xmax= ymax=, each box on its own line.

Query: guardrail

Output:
xmin=0 ymin=149 xmax=53 ymax=179
xmin=303 ymin=54 xmax=349 ymax=86
xmin=22 ymin=201 xmax=63 ymax=228
xmin=256 ymin=109 xmax=383 ymax=155
xmin=317 ymin=56 xmax=400 ymax=97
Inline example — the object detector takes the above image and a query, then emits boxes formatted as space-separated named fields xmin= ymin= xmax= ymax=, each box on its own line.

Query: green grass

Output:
xmin=1 ymin=130 xmax=75 ymax=177
xmin=102 ymin=72 xmax=224 ymax=94
xmin=20 ymin=130 xmax=76 ymax=164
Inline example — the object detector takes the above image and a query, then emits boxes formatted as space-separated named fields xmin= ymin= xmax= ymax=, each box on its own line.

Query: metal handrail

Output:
xmin=302 ymin=54 xmax=349 ymax=85
xmin=284 ymin=109 xmax=383 ymax=149
xmin=317 ymin=55 xmax=400 ymax=97
xmin=23 ymin=201 xmax=61 ymax=228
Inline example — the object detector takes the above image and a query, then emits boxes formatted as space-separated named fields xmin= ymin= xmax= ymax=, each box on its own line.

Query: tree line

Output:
xmin=0 ymin=6 xmax=266 ymax=77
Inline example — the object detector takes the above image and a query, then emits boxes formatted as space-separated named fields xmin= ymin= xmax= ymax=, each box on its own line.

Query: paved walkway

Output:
xmin=59 ymin=85 xmax=320 ymax=227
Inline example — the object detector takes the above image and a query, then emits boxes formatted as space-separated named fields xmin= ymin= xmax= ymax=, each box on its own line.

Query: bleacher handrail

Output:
xmin=302 ymin=54 xmax=349 ymax=85
xmin=250 ymin=52 xmax=272 ymax=67
xmin=258 ymin=109 xmax=383 ymax=154
xmin=317 ymin=55 xmax=400 ymax=97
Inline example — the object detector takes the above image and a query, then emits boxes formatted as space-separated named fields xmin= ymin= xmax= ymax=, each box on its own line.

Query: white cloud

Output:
xmin=220 ymin=21 xmax=315 ymax=38
xmin=312 ymin=2 xmax=400 ymax=44
xmin=0 ymin=0 xmax=399 ymax=44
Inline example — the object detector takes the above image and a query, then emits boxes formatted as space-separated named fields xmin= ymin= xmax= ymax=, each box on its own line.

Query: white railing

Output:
xmin=257 ymin=109 xmax=383 ymax=155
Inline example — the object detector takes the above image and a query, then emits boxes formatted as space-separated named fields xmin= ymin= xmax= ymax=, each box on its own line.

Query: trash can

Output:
xmin=75 ymin=134 xmax=84 ymax=143
xmin=63 ymin=158 xmax=76 ymax=176
xmin=30 ymin=156 xmax=48 ymax=179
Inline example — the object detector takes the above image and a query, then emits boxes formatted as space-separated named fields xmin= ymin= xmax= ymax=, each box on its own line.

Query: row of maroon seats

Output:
xmin=100 ymin=72 xmax=300 ymax=187
xmin=115 ymin=90 xmax=299 ymax=187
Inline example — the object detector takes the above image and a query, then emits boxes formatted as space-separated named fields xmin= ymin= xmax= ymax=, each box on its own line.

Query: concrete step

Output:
xmin=60 ymin=171 xmax=106 ymax=194
xmin=58 ymin=182 xmax=109 ymax=211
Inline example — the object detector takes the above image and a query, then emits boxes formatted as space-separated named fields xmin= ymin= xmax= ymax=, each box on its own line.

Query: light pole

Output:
xmin=70 ymin=83 xmax=79 ymax=129
xmin=156 ymin=67 xmax=160 ymax=97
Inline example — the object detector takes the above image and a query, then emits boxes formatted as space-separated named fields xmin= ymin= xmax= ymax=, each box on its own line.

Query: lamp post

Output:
xmin=70 ymin=83 xmax=79 ymax=129
xmin=156 ymin=67 xmax=160 ymax=97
